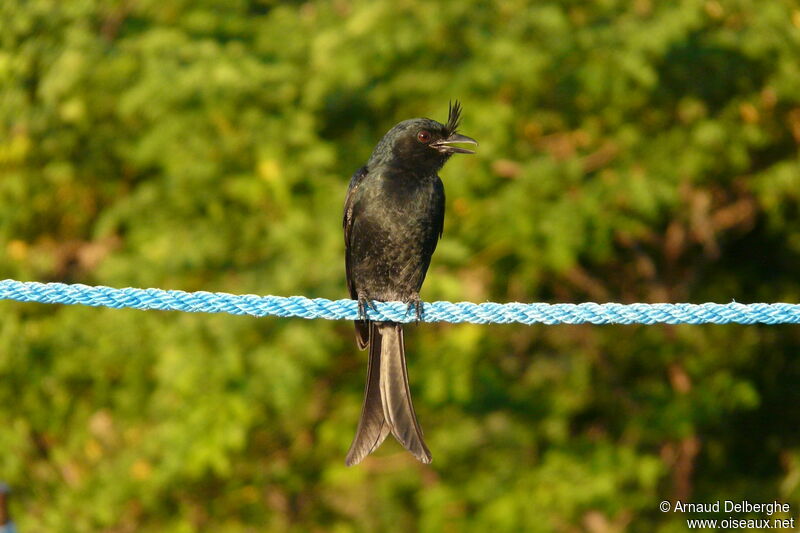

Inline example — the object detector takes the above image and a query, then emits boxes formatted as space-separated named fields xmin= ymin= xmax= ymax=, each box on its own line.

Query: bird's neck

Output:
xmin=368 ymin=150 xmax=447 ymax=178
xmin=369 ymin=163 xmax=436 ymax=192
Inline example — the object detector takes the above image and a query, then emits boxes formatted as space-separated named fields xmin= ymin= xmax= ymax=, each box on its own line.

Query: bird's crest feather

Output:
xmin=446 ymin=100 xmax=463 ymax=137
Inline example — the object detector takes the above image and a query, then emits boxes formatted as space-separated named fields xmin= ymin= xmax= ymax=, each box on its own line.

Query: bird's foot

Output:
xmin=405 ymin=298 xmax=424 ymax=323
xmin=357 ymin=295 xmax=378 ymax=321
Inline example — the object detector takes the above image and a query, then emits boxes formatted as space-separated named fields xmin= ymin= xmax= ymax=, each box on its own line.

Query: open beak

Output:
xmin=432 ymin=133 xmax=478 ymax=154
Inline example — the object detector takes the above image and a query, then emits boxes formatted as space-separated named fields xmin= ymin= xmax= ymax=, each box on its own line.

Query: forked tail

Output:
xmin=345 ymin=322 xmax=431 ymax=466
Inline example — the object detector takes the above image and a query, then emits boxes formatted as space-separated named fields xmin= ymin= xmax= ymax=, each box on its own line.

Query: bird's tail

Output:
xmin=345 ymin=321 xmax=390 ymax=466
xmin=345 ymin=322 xmax=432 ymax=466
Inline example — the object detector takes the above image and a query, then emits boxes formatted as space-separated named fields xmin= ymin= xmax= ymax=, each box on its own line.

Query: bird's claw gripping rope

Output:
xmin=357 ymin=296 xmax=378 ymax=321
xmin=405 ymin=299 xmax=424 ymax=322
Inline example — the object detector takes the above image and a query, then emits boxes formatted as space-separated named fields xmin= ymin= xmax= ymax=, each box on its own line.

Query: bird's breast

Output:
xmin=367 ymin=174 xmax=440 ymax=228
xmin=348 ymin=172 xmax=443 ymax=300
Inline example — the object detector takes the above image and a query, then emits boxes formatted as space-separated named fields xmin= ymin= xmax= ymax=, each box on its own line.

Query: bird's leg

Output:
xmin=405 ymin=296 xmax=424 ymax=323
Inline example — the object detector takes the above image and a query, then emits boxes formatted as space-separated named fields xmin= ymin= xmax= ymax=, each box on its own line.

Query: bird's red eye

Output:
xmin=417 ymin=130 xmax=431 ymax=143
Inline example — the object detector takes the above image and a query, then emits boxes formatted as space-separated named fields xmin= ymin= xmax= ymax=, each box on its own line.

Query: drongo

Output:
xmin=343 ymin=102 xmax=477 ymax=465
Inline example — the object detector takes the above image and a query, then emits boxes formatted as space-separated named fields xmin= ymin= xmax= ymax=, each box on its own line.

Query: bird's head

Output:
xmin=369 ymin=101 xmax=478 ymax=173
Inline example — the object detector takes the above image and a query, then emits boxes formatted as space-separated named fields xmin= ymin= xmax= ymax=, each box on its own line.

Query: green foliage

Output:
xmin=2 ymin=0 xmax=800 ymax=530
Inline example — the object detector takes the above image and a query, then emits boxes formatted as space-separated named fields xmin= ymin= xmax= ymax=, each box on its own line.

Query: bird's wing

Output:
xmin=344 ymin=166 xmax=370 ymax=348
xmin=412 ymin=177 xmax=445 ymax=295
xmin=434 ymin=176 xmax=445 ymax=240
xmin=344 ymin=166 xmax=368 ymax=300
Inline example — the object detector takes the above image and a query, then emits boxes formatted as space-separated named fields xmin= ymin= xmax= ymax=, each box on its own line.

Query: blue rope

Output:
xmin=1 ymin=279 xmax=799 ymax=324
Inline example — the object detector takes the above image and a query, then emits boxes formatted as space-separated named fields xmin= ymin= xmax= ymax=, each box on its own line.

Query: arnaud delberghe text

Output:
xmin=673 ymin=500 xmax=790 ymax=516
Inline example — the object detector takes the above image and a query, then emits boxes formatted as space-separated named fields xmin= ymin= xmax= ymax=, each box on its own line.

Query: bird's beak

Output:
xmin=432 ymin=133 xmax=478 ymax=154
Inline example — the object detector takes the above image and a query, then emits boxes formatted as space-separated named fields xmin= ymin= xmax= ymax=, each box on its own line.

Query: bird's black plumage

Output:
xmin=343 ymin=102 xmax=477 ymax=465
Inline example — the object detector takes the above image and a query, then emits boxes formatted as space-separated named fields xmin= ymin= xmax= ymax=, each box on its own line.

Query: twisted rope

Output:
xmin=1 ymin=279 xmax=798 ymax=324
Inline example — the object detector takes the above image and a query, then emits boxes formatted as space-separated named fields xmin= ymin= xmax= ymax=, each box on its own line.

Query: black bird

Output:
xmin=343 ymin=102 xmax=477 ymax=465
